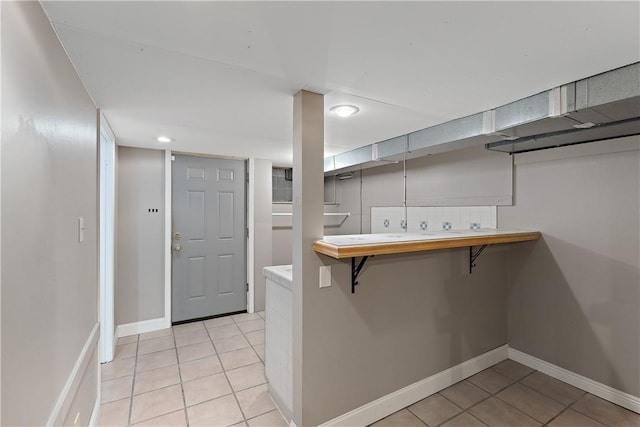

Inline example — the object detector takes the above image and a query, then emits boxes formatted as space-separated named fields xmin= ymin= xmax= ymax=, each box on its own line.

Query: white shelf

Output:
xmin=272 ymin=212 xmax=350 ymax=217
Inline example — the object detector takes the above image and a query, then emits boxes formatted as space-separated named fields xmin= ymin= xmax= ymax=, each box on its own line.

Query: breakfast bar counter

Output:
xmin=314 ymin=228 xmax=541 ymax=293
xmin=314 ymin=228 xmax=540 ymax=259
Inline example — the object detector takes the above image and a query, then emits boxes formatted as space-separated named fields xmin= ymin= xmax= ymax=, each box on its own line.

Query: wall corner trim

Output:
xmin=508 ymin=347 xmax=640 ymax=414
xmin=115 ymin=317 xmax=168 ymax=338
xmin=46 ymin=322 xmax=100 ymax=427
xmin=318 ymin=345 xmax=509 ymax=427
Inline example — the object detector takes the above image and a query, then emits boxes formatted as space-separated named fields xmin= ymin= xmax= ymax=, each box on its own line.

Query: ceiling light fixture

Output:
xmin=157 ymin=136 xmax=173 ymax=143
xmin=330 ymin=105 xmax=360 ymax=118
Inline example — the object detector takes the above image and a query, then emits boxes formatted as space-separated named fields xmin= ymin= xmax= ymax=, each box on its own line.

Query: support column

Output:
xmin=292 ymin=90 xmax=324 ymax=426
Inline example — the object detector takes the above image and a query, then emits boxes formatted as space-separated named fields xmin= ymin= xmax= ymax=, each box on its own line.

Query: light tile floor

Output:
xmin=371 ymin=359 xmax=640 ymax=427
xmin=99 ymin=311 xmax=288 ymax=427
xmin=101 ymin=315 xmax=639 ymax=427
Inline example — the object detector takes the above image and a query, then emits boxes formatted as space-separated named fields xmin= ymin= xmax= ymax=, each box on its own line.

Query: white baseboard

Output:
xmin=509 ymin=348 xmax=640 ymax=414
xmin=319 ymin=345 xmax=509 ymax=427
xmin=88 ymin=396 xmax=101 ymax=427
xmin=115 ymin=317 xmax=169 ymax=338
xmin=46 ymin=322 xmax=100 ymax=426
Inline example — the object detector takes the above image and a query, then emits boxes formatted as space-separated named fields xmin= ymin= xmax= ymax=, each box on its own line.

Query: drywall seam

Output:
xmin=115 ymin=317 xmax=167 ymax=338
xmin=509 ymin=348 xmax=640 ymax=413
xmin=46 ymin=322 xmax=99 ymax=427
xmin=318 ymin=345 xmax=509 ymax=427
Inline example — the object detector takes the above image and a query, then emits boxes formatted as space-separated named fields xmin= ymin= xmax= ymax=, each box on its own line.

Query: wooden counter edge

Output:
xmin=313 ymin=231 xmax=541 ymax=259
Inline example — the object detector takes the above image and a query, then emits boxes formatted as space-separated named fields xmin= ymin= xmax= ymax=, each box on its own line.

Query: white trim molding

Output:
xmin=46 ymin=322 xmax=100 ymax=427
xmin=116 ymin=317 xmax=168 ymax=338
xmin=164 ymin=149 xmax=172 ymax=328
xmin=88 ymin=396 xmax=101 ymax=427
xmin=319 ymin=345 xmax=509 ymax=427
xmin=247 ymin=158 xmax=256 ymax=313
xmin=509 ymin=348 xmax=640 ymax=414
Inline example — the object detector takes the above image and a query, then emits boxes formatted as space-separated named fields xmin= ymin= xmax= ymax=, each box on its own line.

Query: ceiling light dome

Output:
xmin=157 ymin=136 xmax=173 ymax=143
xmin=330 ymin=105 xmax=360 ymax=118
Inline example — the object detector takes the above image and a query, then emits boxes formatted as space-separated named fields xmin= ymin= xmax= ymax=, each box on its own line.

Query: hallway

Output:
xmin=98 ymin=312 xmax=286 ymax=426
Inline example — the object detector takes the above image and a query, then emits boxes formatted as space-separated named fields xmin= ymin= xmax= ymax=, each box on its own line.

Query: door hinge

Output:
xmin=246 ymin=227 xmax=249 ymax=239
xmin=246 ymin=283 xmax=249 ymax=292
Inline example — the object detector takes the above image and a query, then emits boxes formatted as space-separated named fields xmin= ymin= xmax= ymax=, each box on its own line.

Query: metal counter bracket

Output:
xmin=352 ymin=256 xmax=372 ymax=293
xmin=469 ymin=245 xmax=490 ymax=274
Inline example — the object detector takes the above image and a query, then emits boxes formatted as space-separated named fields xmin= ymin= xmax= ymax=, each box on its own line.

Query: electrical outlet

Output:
xmin=319 ymin=265 xmax=332 ymax=288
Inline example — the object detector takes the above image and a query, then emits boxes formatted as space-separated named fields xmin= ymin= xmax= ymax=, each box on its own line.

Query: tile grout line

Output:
xmin=505 ymin=371 xmax=607 ymax=427
xmin=232 ymin=313 xmax=270 ymax=423
xmin=205 ymin=317 xmax=251 ymax=424
xmin=516 ymin=372 xmax=584 ymax=408
xmin=492 ymin=392 xmax=555 ymax=426
xmin=235 ymin=314 xmax=269 ymax=423
xmin=233 ymin=314 xmax=269 ymax=422
xmin=170 ymin=327 xmax=191 ymax=427
xmin=403 ymin=406 xmax=430 ymax=426
xmin=443 ymin=371 xmax=532 ymax=427
xmin=478 ymin=368 xmax=548 ymax=426
xmin=432 ymin=392 xmax=482 ymax=427
xmin=513 ymin=370 xmax=573 ymax=427
xmin=542 ymin=405 xmax=573 ymax=427
xmin=486 ymin=367 xmax=571 ymax=427
xmin=567 ymin=395 xmax=616 ymax=427
xmin=127 ymin=330 xmax=182 ymax=426
xmin=105 ymin=315 xmax=268 ymax=426
xmin=127 ymin=334 xmax=140 ymax=427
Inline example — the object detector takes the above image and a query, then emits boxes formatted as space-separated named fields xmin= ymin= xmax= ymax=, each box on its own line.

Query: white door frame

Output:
xmin=99 ymin=114 xmax=116 ymax=363
xmin=163 ymin=150 xmax=172 ymax=328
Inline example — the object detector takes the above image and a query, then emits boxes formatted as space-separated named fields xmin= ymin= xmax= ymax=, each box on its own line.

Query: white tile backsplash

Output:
xmin=371 ymin=207 xmax=405 ymax=233
xmin=372 ymin=206 xmax=497 ymax=233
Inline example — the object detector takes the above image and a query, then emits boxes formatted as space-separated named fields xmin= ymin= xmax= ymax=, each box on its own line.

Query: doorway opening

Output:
xmin=99 ymin=115 xmax=116 ymax=363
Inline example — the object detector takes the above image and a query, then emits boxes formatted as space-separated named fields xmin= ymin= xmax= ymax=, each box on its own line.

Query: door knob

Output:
xmin=175 ymin=244 xmax=181 ymax=251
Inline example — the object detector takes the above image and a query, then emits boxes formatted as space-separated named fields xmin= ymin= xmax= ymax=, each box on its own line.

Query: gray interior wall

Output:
xmin=272 ymin=203 xmax=294 ymax=265
xmin=116 ymin=147 xmax=165 ymax=325
xmin=308 ymin=248 xmax=509 ymax=424
xmin=334 ymin=145 xmax=513 ymax=235
xmin=271 ymin=176 xmax=342 ymax=266
xmin=1 ymin=2 xmax=99 ymax=425
xmin=252 ymin=159 xmax=273 ymax=312
xmin=62 ymin=351 xmax=98 ymax=427
xmin=499 ymin=136 xmax=640 ymax=396
xmin=406 ymin=145 xmax=513 ymax=206
xmin=300 ymin=145 xmax=515 ymax=424
xmin=302 ymin=138 xmax=639 ymax=423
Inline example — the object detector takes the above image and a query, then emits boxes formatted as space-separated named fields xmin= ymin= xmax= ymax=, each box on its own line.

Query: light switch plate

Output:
xmin=319 ymin=265 xmax=332 ymax=288
xmin=78 ymin=217 xmax=85 ymax=243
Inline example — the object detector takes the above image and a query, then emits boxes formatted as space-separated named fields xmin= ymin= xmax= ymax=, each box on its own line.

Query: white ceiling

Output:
xmin=42 ymin=1 xmax=640 ymax=165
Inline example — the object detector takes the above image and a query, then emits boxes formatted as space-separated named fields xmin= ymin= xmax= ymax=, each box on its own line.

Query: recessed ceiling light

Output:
xmin=157 ymin=136 xmax=173 ymax=143
xmin=330 ymin=105 xmax=360 ymax=118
